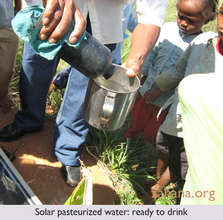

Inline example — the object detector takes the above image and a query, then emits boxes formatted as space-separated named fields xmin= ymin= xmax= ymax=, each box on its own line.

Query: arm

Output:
xmin=124 ymin=0 xmax=168 ymax=77
xmin=39 ymin=0 xmax=85 ymax=44
xmin=124 ymin=23 xmax=160 ymax=77
xmin=144 ymin=41 xmax=192 ymax=103
xmin=155 ymin=45 xmax=192 ymax=92
xmin=14 ymin=0 xmax=22 ymax=15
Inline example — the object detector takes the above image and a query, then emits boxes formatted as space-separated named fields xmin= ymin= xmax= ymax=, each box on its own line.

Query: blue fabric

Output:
xmin=139 ymin=22 xmax=199 ymax=107
xmin=53 ymin=66 xmax=71 ymax=89
xmin=112 ymin=2 xmax=138 ymax=64
xmin=54 ymin=43 xmax=117 ymax=166
xmin=14 ymin=42 xmax=59 ymax=130
xmin=11 ymin=5 xmax=85 ymax=60
xmin=54 ymin=69 xmax=89 ymax=166
xmin=14 ymin=41 xmax=117 ymax=167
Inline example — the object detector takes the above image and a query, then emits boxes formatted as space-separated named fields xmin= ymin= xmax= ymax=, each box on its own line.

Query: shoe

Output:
xmin=0 ymin=123 xmax=23 ymax=141
xmin=61 ymin=166 xmax=81 ymax=187
xmin=0 ymin=122 xmax=42 ymax=141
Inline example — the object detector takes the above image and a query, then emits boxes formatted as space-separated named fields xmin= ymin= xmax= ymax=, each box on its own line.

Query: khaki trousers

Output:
xmin=0 ymin=27 xmax=18 ymax=100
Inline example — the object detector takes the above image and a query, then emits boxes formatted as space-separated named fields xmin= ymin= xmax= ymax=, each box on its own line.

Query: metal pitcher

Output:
xmin=83 ymin=64 xmax=140 ymax=130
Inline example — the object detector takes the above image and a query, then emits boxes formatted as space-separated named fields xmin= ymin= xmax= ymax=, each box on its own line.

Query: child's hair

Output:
xmin=201 ymin=0 xmax=218 ymax=22
xmin=177 ymin=0 xmax=218 ymax=22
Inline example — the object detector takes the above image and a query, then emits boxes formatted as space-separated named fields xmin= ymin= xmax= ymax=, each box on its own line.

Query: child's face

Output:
xmin=177 ymin=0 xmax=207 ymax=36
xmin=217 ymin=4 xmax=223 ymax=42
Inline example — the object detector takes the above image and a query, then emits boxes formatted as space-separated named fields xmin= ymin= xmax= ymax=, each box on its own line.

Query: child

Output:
xmin=179 ymin=3 xmax=223 ymax=204
xmin=0 ymin=0 xmax=21 ymax=113
xmin=126 ymin=0 xmax=217 ymax=189
xmin=125 ymin=0 xmax=216 ymax=142
xmin=147 ymin=0 xmax=219 ymax=201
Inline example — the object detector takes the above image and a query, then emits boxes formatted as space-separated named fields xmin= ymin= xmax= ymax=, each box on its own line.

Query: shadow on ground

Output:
xmin=0 ymin=109 xmax=119 ymax=204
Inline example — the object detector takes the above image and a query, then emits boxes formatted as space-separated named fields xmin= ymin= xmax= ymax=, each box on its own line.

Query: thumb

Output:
xmin=122 ymin=63 xmax=138 ymax=78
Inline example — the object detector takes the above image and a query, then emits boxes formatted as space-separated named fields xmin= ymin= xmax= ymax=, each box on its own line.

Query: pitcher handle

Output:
xmin=100 ymin=92 xmax=116 ymax=127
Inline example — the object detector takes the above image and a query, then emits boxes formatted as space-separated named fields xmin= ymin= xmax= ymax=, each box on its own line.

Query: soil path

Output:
xmin=0 ymin=109 xmax=116 ymax=204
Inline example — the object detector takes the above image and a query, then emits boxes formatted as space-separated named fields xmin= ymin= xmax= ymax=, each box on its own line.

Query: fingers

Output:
xmin=122 ymin=63 xmax=139 ymax=78
xmin=126 ymin=68 xmax=138 ymax=77
xmin=68 ymin=5 xmax=85 ymax=44
xmin=41 ymin=0 xmax=58 ymax=27
xmin=40 ymin=9 xmax=64 ymax=43
xmin=45 ymin=1 xmax=73 ymax=43
xmin=39 ymin=0 xmax=85 ymax=44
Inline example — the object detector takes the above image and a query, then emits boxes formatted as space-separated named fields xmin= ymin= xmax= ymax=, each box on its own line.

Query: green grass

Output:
xmin=9 ymin=0 xmax=219 ymax=205
xmin=84 ymin=0 xmax=219 ymax=205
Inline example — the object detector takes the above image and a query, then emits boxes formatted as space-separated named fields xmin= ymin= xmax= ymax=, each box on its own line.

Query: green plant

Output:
xmin=64 ymin=179 xmax=86 ymax=205
xmin=86 ymin=125 xmax=157 ymax=204
xmin=9 ymin=0 xmax=220 ymax=205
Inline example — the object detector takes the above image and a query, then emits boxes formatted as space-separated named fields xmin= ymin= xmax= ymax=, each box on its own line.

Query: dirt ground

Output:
xmin=0 ymin=108 xmax=117 ymax=205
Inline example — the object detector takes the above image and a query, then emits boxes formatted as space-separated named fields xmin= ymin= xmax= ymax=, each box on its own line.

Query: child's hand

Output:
xmin=144 ymin=87 xmax=163 ymax=104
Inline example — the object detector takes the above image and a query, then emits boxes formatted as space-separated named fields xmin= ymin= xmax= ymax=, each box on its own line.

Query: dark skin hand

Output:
xmin=39 ymin=0 xmax=85 ymax=44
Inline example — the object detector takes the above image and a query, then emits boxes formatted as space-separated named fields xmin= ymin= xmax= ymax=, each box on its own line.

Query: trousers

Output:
xmin=0 ymin=27 xmax=18 ymax=100
xmin=54 ymin=43 xmax=116 ymax=166
xmin=15 ymin=42 xmax=116 ymax=167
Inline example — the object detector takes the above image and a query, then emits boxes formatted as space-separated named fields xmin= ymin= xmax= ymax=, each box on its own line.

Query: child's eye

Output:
xmin=178 ymin=15 xmax=185 ymax=20
xmin=187 ymin=19 xmax=195 ymax=25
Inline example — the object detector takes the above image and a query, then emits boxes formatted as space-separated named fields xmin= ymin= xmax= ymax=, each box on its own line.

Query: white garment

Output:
xmin=22 ymin=0 xmax=167 ymax=43
xmin=22 ymin=0 xmax=125 ymax=44
xmin=76 ymin=0 xmax=168 ymax=44
xmin=22 ymin=0 xmax=42 ymax=7
xmin=75 ymin=0 xmax=125 ymax=44
xmin=136 ymin=0 xmax=168 ymax=27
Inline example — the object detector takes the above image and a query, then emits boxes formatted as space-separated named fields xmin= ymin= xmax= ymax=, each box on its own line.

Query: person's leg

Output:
xmin=156 ymin=153 xmax=169 ymax=180
xmin=16 ymin=42 xmax=59 ymax=129
xmin=0 ymin=28 xmax=18 ymax=112
xmin=54 ymin=68 xmax=89 ymax=186
xmin=0 ymin=42 xmax=59 ymax=140
xmin=155 ymin=130 xmax=169 ymax=179
xmin=168 ymin=136 xmax=187 ymax=181
xmin=54 ymin=43 xmax=117 ymax=186
xmin=177 ymin=138 xmax=188 ymax=180
xmin=54 ymin=68 xmax=89 ymax=167
xmin=168 ymin=136 xmax=187 ymax=203
xmin=151 ymin=167 xmax=171 ymax=200
xmin=151 ymin=131 xmax=171 ymax=200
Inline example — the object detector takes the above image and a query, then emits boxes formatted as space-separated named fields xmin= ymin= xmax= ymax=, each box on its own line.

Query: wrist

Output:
xmin=125 ymin=53 xmax=146 ymax=76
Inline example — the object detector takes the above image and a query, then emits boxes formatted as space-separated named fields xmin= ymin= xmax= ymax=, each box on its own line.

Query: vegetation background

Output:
xmin=9 ymin=0 xmax=218 ymax=204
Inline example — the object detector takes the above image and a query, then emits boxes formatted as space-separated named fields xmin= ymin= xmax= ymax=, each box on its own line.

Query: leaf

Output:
xmin=64 ymin=179 xmax=85 ymax=205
